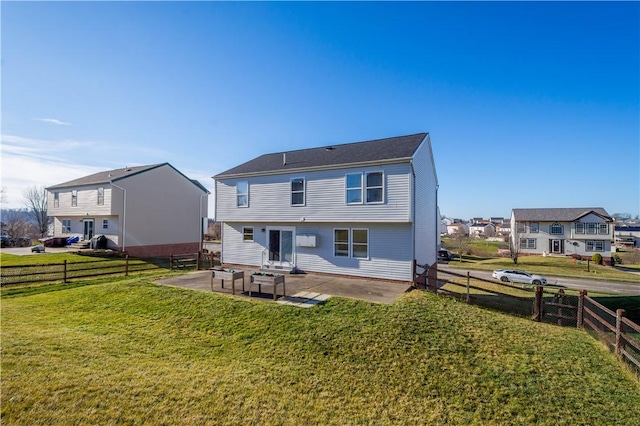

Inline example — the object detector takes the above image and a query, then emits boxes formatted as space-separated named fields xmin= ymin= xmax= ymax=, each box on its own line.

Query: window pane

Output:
xmin=346 ymin=174 xmax=361 ymax=189
xmin=291 ymin=178 xmax=304 ymax=191
xmin=291 ymin=192 xmax=304 ymax=205
xmin=366 ymin=172 xmax=382 ymax=187
xmin=352 ymin=229 xmax=368 ymax=244
xmin=237 ymin=195 xmax=248 ymax=207
xmin=599 ymin=224 xmax=608 ymax=234
xmin=347 ymin=189 xmax=361 ymax=203
xmin=335 ymin=244 xmax=349 ymax=257
xmin=366 ymin=188 xmax=382 ymax=203
xmin=335 ymin=229 xmax=349 ymax=242
xmin=353 ymin=244 xmax=368 ymax=258
xmin=530 ymin=222 xmax=538 ymax=233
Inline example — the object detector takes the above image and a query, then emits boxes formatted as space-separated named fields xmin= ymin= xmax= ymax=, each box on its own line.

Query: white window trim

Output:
xmin=242 ymin=226 xmax=254 ymax=242
xmin=365 ymin=171 xmax=384 ymax=204
xmin=351 ymin=228 xmax=369 ymax=260
xmin=345 ymin=173 xmax=363 ymax=205
xmin=102 ymin=219 xmax=109 ymax=230
xmin=62 ymin=219 xmax=71 ymax=233
xmin=71 ymin=190 xmax=78 ymax=207
xmin=333 ymin=228 xmax=350 ymax=257
xmin=550 ymin=223 xmax=563 ymax=235
xmin=97 ymin=187 xmax=104 ymax=206
xmin=54 ymin=192 xmax=59 ymax=208
xmin=236 ymin=181 xmax=249 ymax=208
xmin=586 ymin=240 xmax=604 ymax=252
xmin=290 ymin=177 xmax=305 ymax=207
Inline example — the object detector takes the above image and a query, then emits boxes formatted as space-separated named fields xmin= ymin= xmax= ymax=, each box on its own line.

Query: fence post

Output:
xmin=533 ymin=285 xmax=543 ymax=322
xmin=170 ymin=254 xmax=174 ymax=271
xmin=197 ymin=251 xmax=201 ymax=271
xmin=577 ymin=290 xmax=586 ymax=328
xmin=466 ymin=271 xmax=470 ymax=304
xmin=125 ymin=255 xmax=129 ymax=276
xmin=615 ymin=309 xmax=625 ymax=357
xmin=63 ymin=259 xmax=67 ymax=283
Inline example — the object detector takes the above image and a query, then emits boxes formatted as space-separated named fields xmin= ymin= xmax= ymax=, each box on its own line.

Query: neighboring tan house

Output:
xmin=47 ymin=163 xmax=209 ymax=257
xmin=213 ymin=133 xmax=439 ymax=282
xmin=511 ymin=208 xmax=614 ymax=260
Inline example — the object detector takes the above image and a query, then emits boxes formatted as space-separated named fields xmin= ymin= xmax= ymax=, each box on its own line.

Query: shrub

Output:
xmin=591 ymin=253 xmax=602 ymax=265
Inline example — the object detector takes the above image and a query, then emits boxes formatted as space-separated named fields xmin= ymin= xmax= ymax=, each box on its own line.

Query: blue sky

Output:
xmin=2 ymin=1 xmax=638 ymax=220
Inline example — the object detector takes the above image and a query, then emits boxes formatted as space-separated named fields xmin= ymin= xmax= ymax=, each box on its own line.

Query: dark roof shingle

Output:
xmin=214 ymin=133 xmax=428 ymax=178
xmin=512 ymin=208 xmax=612 ymax=222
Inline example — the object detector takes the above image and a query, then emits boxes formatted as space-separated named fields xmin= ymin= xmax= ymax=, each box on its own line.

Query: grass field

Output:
xmin=2 ymin=276 xmax=639 ymax=425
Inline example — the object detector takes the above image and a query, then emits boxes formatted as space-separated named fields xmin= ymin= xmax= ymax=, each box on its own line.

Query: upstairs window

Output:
xmin=62 ymin=219 xmax=71 ymax=233
xmin=550 ymin=223 xmax=564 ymax=235
xmin=598 ymin=223 xmax=609 ymax=234
xmin=517 ymin=222 xmax=526 ymax=233
xmin=575 ymin=223 xmax=585 ymax=234
xmin=291 ymin=177 xmax=305 ymax=206
xmin=236 ymin=181 xmax=248 ymax=207
xmin=97 ymin=187 xmax=104 ymax=205
xmin=346 ymin=174 xmax=363 ymax=204
xmin=365 ymin=172 xmax=383 ymax=203
xmin=54 ymin=192 xmax=59 ymax=208
xmin=71 ymin=190 xmax=78 ymax=207
xmin=587 ymin=223 xmax=597 ymax=234
xmin=530 ymin=222 xmax=539 ymax=233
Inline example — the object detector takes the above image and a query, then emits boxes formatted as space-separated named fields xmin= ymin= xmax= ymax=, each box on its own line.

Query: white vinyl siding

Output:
xmin=223 ymin=222 xmax=414 ymax=281
xmin=215 ymin=163 xmax=411 ymax=223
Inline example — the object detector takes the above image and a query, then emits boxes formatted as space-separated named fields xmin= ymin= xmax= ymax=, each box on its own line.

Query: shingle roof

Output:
xmin=214 ymin=133 xmax=428 ymax=178
xmin=512 ymin=208 xmax=612 ymax=222
xmin=46 ymin=163 xmax=209 ymax=193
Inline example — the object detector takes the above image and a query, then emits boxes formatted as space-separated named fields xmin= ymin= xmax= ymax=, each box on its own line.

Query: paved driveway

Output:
xmin=156 ymin=269 xmax=412 ymax=304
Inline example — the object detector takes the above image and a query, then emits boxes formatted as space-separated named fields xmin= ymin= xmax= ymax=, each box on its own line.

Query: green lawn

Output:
xmin=2 ymin=277 xmax=639 ymax=425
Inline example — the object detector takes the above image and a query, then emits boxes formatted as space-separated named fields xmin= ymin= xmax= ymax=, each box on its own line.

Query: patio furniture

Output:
xmin=211 ymin=268 xmax=245 ymax=295
xmin=249 ymin=274 xmax=285 ymax=301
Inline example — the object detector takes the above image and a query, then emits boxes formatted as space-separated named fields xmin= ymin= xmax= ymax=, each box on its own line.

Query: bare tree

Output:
xmin=510 ymin=223 xmax=521 ymax=264
xmin=451 ymin=229 xmax=472 ymax=261
xmin=23 ymin=186 xmax=49 ymax=237
xmin=2 ymin=209 xmax=30 ymax=242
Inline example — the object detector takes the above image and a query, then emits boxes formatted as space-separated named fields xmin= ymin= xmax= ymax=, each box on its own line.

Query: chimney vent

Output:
xmin=283 ymin=153 xmax=287 ymax=166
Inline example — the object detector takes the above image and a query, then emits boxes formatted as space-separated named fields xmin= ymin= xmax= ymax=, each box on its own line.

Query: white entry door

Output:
xmin=83 ymin=219 xmax=94 ymax=241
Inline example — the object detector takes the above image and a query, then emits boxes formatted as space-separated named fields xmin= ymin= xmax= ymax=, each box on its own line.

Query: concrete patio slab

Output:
xmin=156 ymin=269 xmax=411 ymax=305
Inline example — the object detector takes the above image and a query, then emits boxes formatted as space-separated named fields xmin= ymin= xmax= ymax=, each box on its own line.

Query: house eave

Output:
xmin=213 ymin=157 xmax=413 ymax=180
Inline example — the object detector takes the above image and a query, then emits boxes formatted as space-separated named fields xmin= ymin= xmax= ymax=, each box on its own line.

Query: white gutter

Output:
xmin=199 ymin=193 xmax=208 ymax=252
xmin=111 ymin=182 xmax=127 ymax=251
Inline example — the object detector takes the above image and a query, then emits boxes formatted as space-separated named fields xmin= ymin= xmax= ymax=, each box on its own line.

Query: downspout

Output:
xmin=410 ymin=159 xmax=416 ymax=267
xmin=111 ymin=183 xmax=126 ymax=252
xmin=199 ymin=193 xmax=208 ymax=252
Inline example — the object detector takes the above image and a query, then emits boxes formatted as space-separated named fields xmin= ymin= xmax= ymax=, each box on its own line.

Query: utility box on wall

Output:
xmin=296 ymin=234 xmax=317 ymax=248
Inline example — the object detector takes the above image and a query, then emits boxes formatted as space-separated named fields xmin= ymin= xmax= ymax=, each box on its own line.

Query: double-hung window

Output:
xmin=334 ymin=228 xmax=369 ymax=259
xmin=517 ymin=222 xmax=526 ymax=233
xmin=62 ymin=219 xmax=71 ymax=233
xmin=530 ymin=222 xmax=539 ymax=233
xmin=97 ymin=187 xmax=104 ymax=205
xmin=520 ymin=238 xmax=536 ymax=249
xmin=334 ymin=229 xmax=350 ymax=257
xmin=102 ymin=219 xmax=109 ymax=230
xmin=291 ymin=178 xmax=305 ymax=206
xmin=243 ymin=227 xmax=254 ymax=241
xmin=365 ymin=172 xmax=383 ymax=203
xmin=575 ymin=223 xmax=585 ymax=234
xmin=346 ymin=174 xmax=363 ymax=204
xmin=71 ymin=190 xmax=78 ymax=207
xmin=54 ymin=192 xmax=59 ymax=208
xmin=586 ymin=241 xmax=604 ymax=252
xmin=236 ymin=181 xmax=248 ymax=207
xmin=598 ymin=223 xmax=609 ymax=234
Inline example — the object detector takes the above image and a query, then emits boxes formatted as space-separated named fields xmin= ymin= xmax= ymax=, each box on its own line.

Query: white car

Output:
xmin=492 ymin=269 xmax=547 ymax=285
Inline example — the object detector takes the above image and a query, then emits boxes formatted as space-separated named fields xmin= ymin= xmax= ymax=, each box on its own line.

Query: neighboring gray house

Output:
xmin=47 ymin=163 xmax=209 ymax=257
xmin=614 ymin=226 xmax=640 ymax=248
xmin=511 ymin=208 xmax=614 ymax=260
xmin=213 ymin=133 xmax=439 ymax=282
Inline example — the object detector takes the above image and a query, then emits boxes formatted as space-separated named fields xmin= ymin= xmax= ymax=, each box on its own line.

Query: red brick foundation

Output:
xmin=124 ymin=242 xmax=201 ymax=258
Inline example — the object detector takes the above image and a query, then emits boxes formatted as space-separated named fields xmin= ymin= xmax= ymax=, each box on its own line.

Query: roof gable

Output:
xmin=214 ymin=133 xmax=428 ymax=178
xmin=46 ymin=163 xmax=209 ymax=193
xmin=512 ymin=208 xmax=612 ymax=222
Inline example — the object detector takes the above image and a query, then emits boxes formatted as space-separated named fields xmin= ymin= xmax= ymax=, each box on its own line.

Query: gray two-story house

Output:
xmin=213 ymin=133 xmax=439 ymax=282
xmin=511 ymin=208 xmax=614 ymax=261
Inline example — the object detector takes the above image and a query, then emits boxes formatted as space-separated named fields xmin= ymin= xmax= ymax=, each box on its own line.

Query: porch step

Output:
xmin=261 ymin=264 xmax=295 ymax=274
xmin=69 ymin=242 xmax=90 ymax=249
